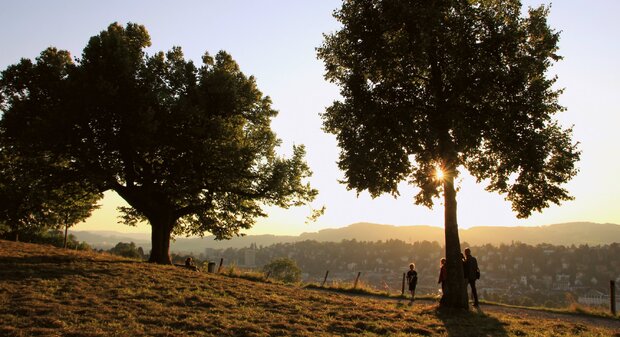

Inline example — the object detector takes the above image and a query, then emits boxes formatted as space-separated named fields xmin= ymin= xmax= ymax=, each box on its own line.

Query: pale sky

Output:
xmin=1 ymin=1 xmax=618 ymax=236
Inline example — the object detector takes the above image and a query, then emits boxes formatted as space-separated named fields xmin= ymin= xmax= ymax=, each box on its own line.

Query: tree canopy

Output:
xmin=0 ymin=148 xmax=101 ymax=242
xmin=0 ymin=22 xmax=318 ymax=264
xmin=318 ymin=0 xmax=579 ymax=308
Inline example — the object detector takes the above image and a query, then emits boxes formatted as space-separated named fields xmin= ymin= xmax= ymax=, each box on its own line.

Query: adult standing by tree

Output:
xmin=318 ymin=0 xmax=579 ymax=308
xmin=463 ymin=247 xmax=479 ymax=307
xmin=0 ymin=23 xmax=319 ymax=264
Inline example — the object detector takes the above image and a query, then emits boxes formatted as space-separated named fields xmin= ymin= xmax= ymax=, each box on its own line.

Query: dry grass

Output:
xmin=1 ymin=240 xmax=618 ymax=337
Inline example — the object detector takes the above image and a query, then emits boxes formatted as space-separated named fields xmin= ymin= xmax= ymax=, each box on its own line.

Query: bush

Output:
xmin=263 ymin=257 xmax=301 ymax=283
xmin=108 ymin=242 xmax=144 ymax=259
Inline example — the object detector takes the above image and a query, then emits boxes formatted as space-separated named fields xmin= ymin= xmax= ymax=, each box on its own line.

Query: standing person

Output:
xmin=437 ymin=258 xmax=447 ymax=296
xmin=406 ymin=263 xmax=418 ymax=303
xmin=463 ymin=247 xmax=480 ymax=306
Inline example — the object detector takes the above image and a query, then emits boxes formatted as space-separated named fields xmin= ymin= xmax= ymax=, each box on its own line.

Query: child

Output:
xmin=406 ymin=263 xmax=418 ymax=302
xmin=438 ymin=257 xmax=447 ymax=295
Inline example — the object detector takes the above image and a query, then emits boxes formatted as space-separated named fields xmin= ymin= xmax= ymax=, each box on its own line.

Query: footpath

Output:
xmin=307 ymin=287 xmax=620 ymax=332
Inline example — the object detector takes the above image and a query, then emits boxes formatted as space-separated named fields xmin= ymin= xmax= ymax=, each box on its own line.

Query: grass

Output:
xmin=1 ymin=240 xmax=618 ymax=337
xmin=477 ymin=299 xmax=620 ymax=320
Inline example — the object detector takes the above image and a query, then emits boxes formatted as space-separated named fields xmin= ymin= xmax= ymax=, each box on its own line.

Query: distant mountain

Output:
xmin=69 ymin=230 xmax=299 ymax=252
xmin=170 ymin=234 xmax=298 ymax=253
xmin=460 ymin=222 xmax=620 ymax=246
xmin=70 ymin=231 xmax=150 ymax=249
xmin=71 ymin=222 xmax=620 ymax=254
xmin=298 ymin=222 xmax=443 ymax=243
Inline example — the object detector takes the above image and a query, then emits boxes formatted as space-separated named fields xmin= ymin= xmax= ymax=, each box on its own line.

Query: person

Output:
xmin=406 ymin=263 xmax=418 ymax=302
xmin=185 ymin=257 xmax=198 ymax=271
xmin=463 ymin=247 xmax=480 ymax=306
xmin=437 ymin=258 xmax=447 ymax=296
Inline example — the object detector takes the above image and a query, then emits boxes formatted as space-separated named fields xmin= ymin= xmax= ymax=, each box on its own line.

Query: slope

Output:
xmin=0 ymin=240 xmax=617 ymax=336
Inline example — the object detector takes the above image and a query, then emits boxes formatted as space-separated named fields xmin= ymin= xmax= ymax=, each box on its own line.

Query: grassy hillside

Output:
xmin=1 ymin=240 xmax=618 ymax=336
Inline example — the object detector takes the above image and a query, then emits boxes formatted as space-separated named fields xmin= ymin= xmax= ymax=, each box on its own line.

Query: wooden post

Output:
xmin=265 ymin=271 xmax=271 ymax=281
xmin=321 ymin=270 xmax=329 ymax=287
xmin=353 ymin=272 xmax=361 ymax=289
xmin=611 ymin=280 xmax=617 ymax=316
xmin=217 ymin=258 xmax=224 ymax=273
xmin=401 ymin=272 xmax=406 ymax=296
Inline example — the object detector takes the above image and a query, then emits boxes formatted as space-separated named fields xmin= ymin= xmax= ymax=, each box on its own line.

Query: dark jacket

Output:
xmin=464 ymin=256 xmax=479 ymax=281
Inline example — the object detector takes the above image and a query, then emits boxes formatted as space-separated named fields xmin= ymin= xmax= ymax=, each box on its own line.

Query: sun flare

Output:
xmin=435 ymin=166 xmax=444 ymax=181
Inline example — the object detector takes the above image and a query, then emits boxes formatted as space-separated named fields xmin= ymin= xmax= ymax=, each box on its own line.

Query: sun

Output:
xmin=435 ymin=166 xmax=445 ymax=181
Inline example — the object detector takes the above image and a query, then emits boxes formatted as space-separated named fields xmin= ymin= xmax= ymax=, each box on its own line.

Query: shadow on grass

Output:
xmin=436 ymin=306 xmax=509 ymax=337
xmin=0 ymin=255 xmax=142 ymax=282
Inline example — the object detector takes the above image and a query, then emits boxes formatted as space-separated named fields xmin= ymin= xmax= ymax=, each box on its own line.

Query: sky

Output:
xmin=1 ymin=1 xmax=618 ymax=236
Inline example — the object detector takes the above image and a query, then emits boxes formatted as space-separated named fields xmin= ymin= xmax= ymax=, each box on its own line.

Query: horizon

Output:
xmin=2 ymin=1 xmax=619 ymax=236
xmin=69 ymin=220 xmax=620 ymax=237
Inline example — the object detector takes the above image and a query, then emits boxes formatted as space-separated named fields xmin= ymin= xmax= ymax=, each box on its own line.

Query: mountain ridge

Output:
xmin=71 ymin=221 xmax=620 ymax=253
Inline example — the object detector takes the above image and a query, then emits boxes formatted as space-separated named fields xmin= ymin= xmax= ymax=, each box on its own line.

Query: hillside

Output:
xmin=72 ymin=222 xmax=620 ymax=253
xmin=1 ymin=240 xmax=618 ymax=336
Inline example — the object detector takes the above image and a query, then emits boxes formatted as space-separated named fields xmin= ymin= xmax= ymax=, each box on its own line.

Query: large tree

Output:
xmin=0 ymin=23 xmax=317 ymax=264
xmin=318 ymin=0 xmax=579 ymax=308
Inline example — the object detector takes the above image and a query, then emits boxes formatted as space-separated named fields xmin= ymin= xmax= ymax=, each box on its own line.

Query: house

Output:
xmin=578 ymin=289 xmax=619 ymax=308
xmin=553 ymin=274 xmax=570 ymax=290
xmin=243 ymin=249 xmax=256 ymax=267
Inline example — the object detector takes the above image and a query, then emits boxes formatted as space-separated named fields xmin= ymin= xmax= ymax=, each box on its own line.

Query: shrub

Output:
xmin=263 ymin=257 xmax=301 ymax=283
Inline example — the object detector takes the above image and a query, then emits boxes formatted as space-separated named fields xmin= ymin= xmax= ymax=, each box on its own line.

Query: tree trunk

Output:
xmin=113 ymin=185 xmax=176 ymax=264
xmin=148 ymin=214 xmax=174 ymax=264
xmin=63 ymin=223 xmax=68 ymax=249
xmin=440 ymin=174 xmax=469 ymax=309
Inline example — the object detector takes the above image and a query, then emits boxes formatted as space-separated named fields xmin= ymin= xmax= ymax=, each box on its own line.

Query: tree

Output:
xmin=318 ymin=1 xmax=579 ymax=308
xmin=109 ymin=242 xmax=144 ymax=260
xmin=263 ymin=257 xmax=301 ymax=283
xmin=0 ymin=23 xmax=318 ymax=264
xmin=45 ymin=182 xmax=101 ymax=248
xmin=0 ymin=147 xmax=101 ymax=242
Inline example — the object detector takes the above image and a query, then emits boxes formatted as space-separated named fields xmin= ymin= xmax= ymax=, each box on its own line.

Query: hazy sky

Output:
xmin=1 ymin=1 xmax=618 ymax=235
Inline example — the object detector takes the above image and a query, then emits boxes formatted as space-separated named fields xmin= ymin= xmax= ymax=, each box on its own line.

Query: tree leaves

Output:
xmin=318 ymin=0 xmax=579 ymax=216
xmin=0 ymin=22 xmax=318 ymax=249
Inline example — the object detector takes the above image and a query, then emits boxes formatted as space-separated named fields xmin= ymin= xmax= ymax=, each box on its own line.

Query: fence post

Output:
xmin=265 ymin=270 xmax=271 ymax=281
xmin=321 ymin=270 xmax=330 ymax=287
xmin=611 ymin=280 xmax=617 ymax=316
xmin=401 ymin=272 xmax=406 ymax=296
xmin=217 ymin=258 xmax=224 ymax=273
xmin=353 ymin=272 xmax=362 ymax=289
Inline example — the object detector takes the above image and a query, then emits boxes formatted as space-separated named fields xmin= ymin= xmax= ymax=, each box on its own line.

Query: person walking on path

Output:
xmin=463 ymin=247 xmax=480 ymax=306
xmin=406 ymin=263 xmax=418 ymax=303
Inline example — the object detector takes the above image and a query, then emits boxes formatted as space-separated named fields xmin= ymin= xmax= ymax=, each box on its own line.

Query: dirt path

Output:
xmin=471 ymin=302 xmax=620 ymax=332
xmin=308 ymin=287 xmax=620 ymax=332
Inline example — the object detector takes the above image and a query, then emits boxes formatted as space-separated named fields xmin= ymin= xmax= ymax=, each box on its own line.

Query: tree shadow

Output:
xmin=436 ymin=305 xmax=509 ymax=337
xmin=0 ymin=254 xmax=142 ymax=282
